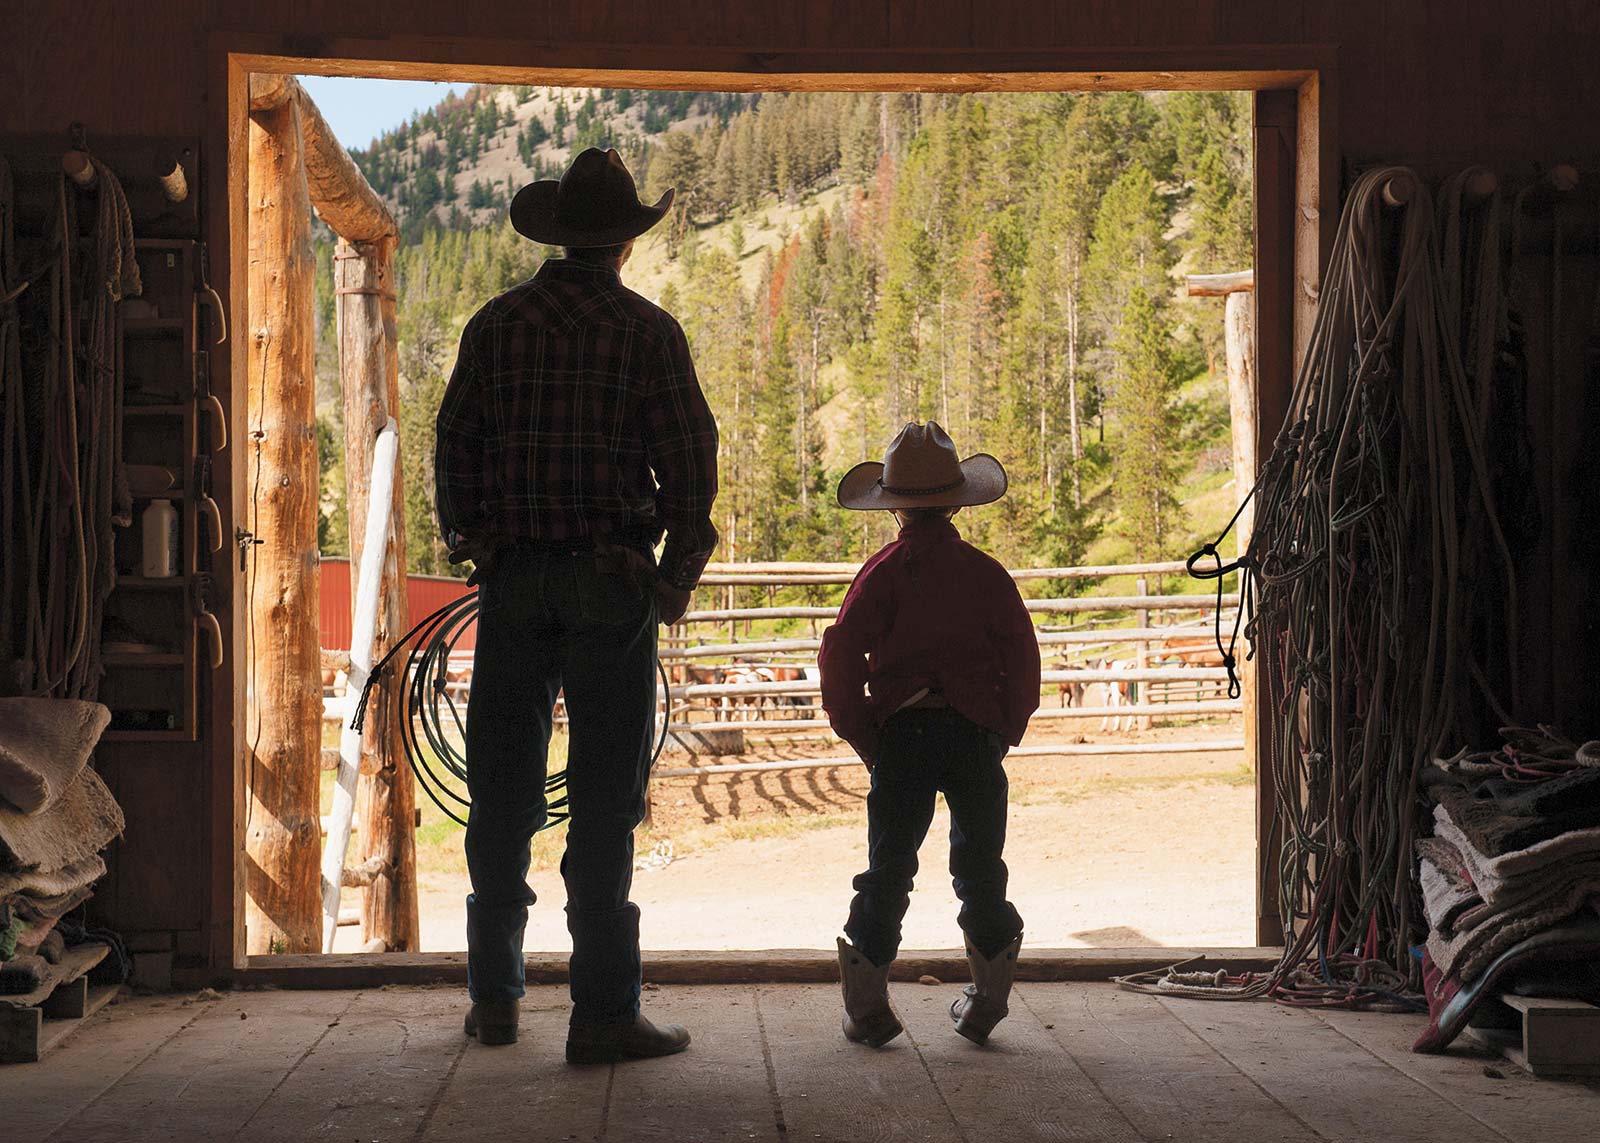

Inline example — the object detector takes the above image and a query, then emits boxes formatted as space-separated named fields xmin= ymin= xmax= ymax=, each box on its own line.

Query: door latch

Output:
xmin=235 ymin=527 xmax=263 ymax=571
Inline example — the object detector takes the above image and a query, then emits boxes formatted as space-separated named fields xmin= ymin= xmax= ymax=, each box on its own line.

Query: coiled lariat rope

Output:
xmin=1120 ymin=167 xmax=1521 ymax=1008
xmin=350 ymin=591 xmax=671 ymax=829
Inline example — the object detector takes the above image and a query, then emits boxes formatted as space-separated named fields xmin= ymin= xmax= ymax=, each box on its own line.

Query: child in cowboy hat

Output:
xmin=819 ymin=421 xmax=1040 ymax=1047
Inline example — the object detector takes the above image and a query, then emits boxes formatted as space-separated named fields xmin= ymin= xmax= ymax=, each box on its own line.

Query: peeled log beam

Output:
xmin=245 ymin=95 xmax=322 ymax=957
xmin=296 ymin=86 xmax=396 ymax=244
xmin=248 ymin=73 xmax=294 ymax=111
xmin=338 ymin=238 xmax=420 ymax=952
xmin=1186 ymin=270 xmax=1255 ymax=297
xmin=251 ymin=75 xmax=395 ymax=243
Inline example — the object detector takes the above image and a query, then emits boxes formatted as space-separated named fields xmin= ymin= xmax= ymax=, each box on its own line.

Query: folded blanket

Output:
xmin=1435 ymin=787 xmax=1600 ymax=858
xmin=0 ymin=854 xmax=106 ymax=900
xmin=9 ymin=884 xmax=94 ymax=927
xmin=1427 ymin=880 xmax=1600 ymax=981
xmin=1414 ymin=914 xmax=1600 ymax=1053
xmin=0 ymin=767 xmax=124 ymax=873
xmin=0 ymin=698 xmax=110 ymax=814
xmin=1450 ymin=858 xmax=1600 ymax=933
xmin=0 ymin=953 xmax=48 ymax=995
xmin=1433 ymin=803 xmax=1600 ymax=885
xmin=1420 ymin=856 xmax=1480 ymax=934
xmin=1416 ymin=836 xmax=1475 ymax=888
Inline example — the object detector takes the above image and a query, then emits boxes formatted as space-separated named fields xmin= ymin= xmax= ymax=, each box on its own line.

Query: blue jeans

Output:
xmin=463 ymin=542 xmax=658 ymax=1024
xmin=844 ymin=708 xmax=1024 ymax=966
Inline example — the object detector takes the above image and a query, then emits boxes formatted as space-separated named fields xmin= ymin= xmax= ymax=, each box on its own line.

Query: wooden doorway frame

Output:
xmin=205 ymin=33 xmax=1335 ymax=982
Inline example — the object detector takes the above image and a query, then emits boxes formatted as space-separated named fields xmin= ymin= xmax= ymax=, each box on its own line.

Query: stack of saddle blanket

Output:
xmin=1413 ymin=726 xmax=1600 ymax=1052
xmin=0 ymin=698 xmax=122 ymax=994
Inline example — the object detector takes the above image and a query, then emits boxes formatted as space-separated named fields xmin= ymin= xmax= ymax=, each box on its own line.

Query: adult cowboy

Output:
xmin=435 ymin=148 xmax=719 ymax=1064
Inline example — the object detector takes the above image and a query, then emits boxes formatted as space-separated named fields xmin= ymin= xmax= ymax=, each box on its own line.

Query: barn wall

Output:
xmin=5 ymin=1 xmax=1595 ymax=971
xmin=8 ymin=2 xmax=1597 ymax=163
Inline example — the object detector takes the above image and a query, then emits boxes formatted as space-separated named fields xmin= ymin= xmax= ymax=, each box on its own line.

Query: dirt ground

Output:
xmin=333 ymin=719 xmax=1256 ymax=954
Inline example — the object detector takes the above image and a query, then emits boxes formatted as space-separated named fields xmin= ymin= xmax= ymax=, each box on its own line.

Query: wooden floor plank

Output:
xmin=1161 ymin=995 xmax=1511 ymax=1143
xmin=1019 ymin=984 xmax=1322 ymax=1143
xmin=0 ymin=993 xmax=214 ymax=1143
xmin=233 ymin=986 xmax=462 ymax=1143
xmin=14 ymin=983 xmax=1600 ymax=1143
xmin=420 ymin=984 xmax=610 ymax=1142
xmin=759 ymin=982 xmax=965 ymax=1143
xmin=1315 ymin=1006 xmax=1600 ymax=1143
xmin=47 ymin=990 xmax=356 ymax=1143
xmin=602 ymin=985 xmax=780 ymax=1142
xmin=899 ymin=981 xmax=1142 ymax=1142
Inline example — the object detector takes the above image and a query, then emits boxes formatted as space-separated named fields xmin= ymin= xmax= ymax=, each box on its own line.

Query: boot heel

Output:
xmin=844 ymin=1007 xmax=905 ymax=1047
xmin=952 ymin=994 xmax=1004 ymax=1045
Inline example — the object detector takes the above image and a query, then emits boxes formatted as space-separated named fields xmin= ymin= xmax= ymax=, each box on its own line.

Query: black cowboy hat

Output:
xmin=509 ymin=147 xmax=674 ymax=248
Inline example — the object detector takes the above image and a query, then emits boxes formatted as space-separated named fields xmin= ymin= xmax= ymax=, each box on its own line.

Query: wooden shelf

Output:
xmin=103 ymin=652 xmax=184 ymax=667
xmin=124 ymin=403 xmax=188 ymax=416
xmin=130 ymin=487 xmax=186 ymax=498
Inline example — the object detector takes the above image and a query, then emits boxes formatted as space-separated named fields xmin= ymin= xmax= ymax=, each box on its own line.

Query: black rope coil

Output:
xmin=351 ymin=591 xmax=671 ymax=829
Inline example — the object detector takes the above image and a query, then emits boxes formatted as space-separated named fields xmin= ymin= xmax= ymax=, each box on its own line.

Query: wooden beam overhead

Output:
xmin=293 ymin=82 xmax=396 ymax=243
xmin=249 ymin=75 xmax=395 ymax=243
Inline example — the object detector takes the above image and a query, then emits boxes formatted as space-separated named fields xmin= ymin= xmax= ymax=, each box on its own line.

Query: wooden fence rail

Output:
xmin=700 ymin=560 xmax=1193 ymax=580
xmin=373 ymin=560 xmax=1247 ymax=767
xmin=680 ymin=594 xmax=1238 ymax=624
xmin=655 ymin=739 xmax=1247 ymax=778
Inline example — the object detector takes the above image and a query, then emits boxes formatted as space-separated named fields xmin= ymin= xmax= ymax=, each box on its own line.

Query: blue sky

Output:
xmin=298 ymin=77 xmax=472 ymax=151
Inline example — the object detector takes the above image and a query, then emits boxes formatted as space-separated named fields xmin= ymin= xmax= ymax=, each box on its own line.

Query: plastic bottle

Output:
xmin=141 ymin=498 xmax=180 ymax=577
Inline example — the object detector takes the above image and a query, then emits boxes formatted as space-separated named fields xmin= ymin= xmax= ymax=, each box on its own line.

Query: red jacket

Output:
xmin=818 ymin=517 xmax=1041 ymax=761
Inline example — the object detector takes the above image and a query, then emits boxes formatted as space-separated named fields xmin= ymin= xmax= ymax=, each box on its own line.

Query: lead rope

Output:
xmin=1125 ymin=166 xmax=1521 ymax=1006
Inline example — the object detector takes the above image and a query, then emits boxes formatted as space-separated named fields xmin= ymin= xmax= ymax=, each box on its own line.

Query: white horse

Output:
xmin=1097 ymin=658 xmax=1135 ymax=733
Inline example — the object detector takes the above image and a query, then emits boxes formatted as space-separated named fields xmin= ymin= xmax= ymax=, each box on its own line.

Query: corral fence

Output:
xmin=655 ymin=559 xmax=1243 ymax=775
xmin=322 ymin=560 xmax=1246 ymax=778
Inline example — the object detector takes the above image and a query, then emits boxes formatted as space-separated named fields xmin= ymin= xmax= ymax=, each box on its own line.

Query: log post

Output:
xmin=244 ymin=94 xmax=321 ymax=955
xmin=337 ymin=237 xmax=420 ymax=952
xmin=1188 ymin=270 xmax=1257 ymax=769
xmin=1134 ymin=576 xmax=1150 ymax=730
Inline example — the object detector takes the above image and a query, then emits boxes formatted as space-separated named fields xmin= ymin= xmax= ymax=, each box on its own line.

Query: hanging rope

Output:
xmin=1122 ymin=166 xmax=1521 ymax=1007
xmin=1 ymin=146 xmax=138 ymax=701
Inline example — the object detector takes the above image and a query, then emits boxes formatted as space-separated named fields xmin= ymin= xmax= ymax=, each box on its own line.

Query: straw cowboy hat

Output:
xmin=837 ymin=421 xmax=1008 ymax=511
xmin=509 ymin=147 xmax=674 ymax=247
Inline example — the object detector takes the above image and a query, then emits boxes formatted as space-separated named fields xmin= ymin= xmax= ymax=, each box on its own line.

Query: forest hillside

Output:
xmin=308 ymin=86 xmax=1254 ymax=584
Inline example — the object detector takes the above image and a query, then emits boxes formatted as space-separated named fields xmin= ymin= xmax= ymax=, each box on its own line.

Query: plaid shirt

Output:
xmin=435 ymin=259 xmax=720 ymax=590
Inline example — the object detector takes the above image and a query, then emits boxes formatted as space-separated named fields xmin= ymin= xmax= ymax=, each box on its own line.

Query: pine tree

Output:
xmin=1083 ymin=162 xmax=1173 ymax=422
xmin=1110 ymin=287 xmax=1182 ymax=560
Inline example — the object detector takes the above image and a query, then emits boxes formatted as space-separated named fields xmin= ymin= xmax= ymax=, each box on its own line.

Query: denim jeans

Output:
xmin=463 ymin=542 xmax=658 ymax=1024
xmin=844 ymin=707 xmax=1025 ymax=966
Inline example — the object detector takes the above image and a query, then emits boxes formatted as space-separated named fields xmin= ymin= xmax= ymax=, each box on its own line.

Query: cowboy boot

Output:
xmin=566 ymin=1013 xmax=692 ymax=1065
xmin=464 ymin=997 xmax=520 ymax=1046
xmin=950 ymin=933 xmax=1021 ymax=1045
xmin=837 ymin=937 xmax=903 ymax=1047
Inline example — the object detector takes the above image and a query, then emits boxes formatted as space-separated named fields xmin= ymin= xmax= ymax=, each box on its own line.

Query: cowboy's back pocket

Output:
xmin=573 ymin=561 xmax=649 ymax=626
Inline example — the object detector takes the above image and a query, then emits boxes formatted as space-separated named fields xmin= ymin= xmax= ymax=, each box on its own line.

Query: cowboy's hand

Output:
xmin=655 ymin=579 xmax=693 ymax=625
xmin=448 ymin=533 xmax=499 ymax=586
xmin=858 ymin=736 xmax=881 ymax=772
